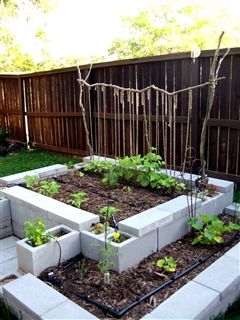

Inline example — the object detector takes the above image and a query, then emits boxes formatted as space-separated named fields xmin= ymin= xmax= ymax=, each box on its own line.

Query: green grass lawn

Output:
xmin=0 ymin=148 xmax=82 ymax=177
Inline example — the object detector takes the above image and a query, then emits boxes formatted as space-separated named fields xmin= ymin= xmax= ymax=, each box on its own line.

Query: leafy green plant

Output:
xmin=84 ymin=159 xmax=114 ymax=174
xmin=156 ymin=256 xmax=177 ymax=273
xmin=64 ymin=160 xmax=74 ymax=169
xmin=99 ymin=206 xmax=120 ymax=221
xmin=188 ymin=214 xmax=240 ymax=245
xmin=69 ymin=192 xmax=88 ymax=208
xmin=78 ymin=171 xmax=85 ymax=177
xmin=39 ymin=180 xmax=60 ymax=197
xmin=101 ymin=171 xmax=119 ymax=187
xmin=24 ymin=219 xmax=51 ymax=247
xmin=24 ymin=175 xmax=38 ymax=190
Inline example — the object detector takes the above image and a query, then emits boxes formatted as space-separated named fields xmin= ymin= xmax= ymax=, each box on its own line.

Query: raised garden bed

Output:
xmin=39 ymin=214 xmax=240 ymax=319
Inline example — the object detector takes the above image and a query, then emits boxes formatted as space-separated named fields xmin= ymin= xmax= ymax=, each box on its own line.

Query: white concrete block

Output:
xmin=34 ymin=164 xmax=68 ymax=179
xmin=83 ymin=155 xmax=116 ymax=163
xmin=193 ymin=255 xmax=240 ymax=299
xmin=208 ymin=177 xmax=234 ymax=194
xmin=41 ymin=299 xmax=97 ymax=319
xmin=157 ymin=195 xmax=201 ymax=220
xmin=0 ymin=171 xmax=40 ymax=187
xmin=0 ymin=236 xmax=18 ymax=250
xmin=17 ymin=225 xmax=80 ymax=276
xmin=0 ymin=258 xmax=18 ymax=277
xmin=81 ymin=228 xmax=157 ymax=272
xmin=225 ymin=203 xmax=240 ymax=216
xmin=0 ymin=246 xmax=16 ymax=263
xmin=3 ymin=273 xmax=67 ymax=319
xmin=143 ymin=280 xmax=220 ymax=320
xmin=0 ymin=199 xmax=11 ymax=221
xmin=73 ymin=163 xmax=85 ymax=170
xmin=158 ymin=214 xmax=190 ymax=250
xmin=118 ymin=207 xmax=173 ymax=237
xmin=225 ymin=243 xmax=240 ymax=262
xmin=1 ymin=186 xmax=39 ymax=202
xmin=0 ymin=226 xmax=13 ymax=239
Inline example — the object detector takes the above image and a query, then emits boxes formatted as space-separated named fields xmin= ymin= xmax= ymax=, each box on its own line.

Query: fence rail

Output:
xmin=0 ymin=48 xmax=240 ymax=183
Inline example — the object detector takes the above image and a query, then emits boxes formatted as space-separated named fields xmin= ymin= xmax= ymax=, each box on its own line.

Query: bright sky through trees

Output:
xmin=1 ymin=0 xmax=240 ymax=71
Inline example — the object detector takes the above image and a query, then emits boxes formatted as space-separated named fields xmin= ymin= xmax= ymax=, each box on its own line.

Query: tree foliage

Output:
xmin=0 ymin=0 xmax=58 ymax=72
xmin=108 ymin=1 xmax=240 ymax=59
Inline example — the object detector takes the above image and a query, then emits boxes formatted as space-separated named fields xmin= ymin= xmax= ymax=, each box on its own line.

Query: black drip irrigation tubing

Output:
xmin=71 ymin=232 xmax=240 ymax=318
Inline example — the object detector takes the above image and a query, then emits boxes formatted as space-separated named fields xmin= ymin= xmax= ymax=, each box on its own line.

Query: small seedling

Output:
xmin=39 ymin=180 xmax=60 ymax=197
xmin=24 ymin=175 xmax=38 ymax=190
xmin=78 ymin=171 xmax=85 ymax=177
xmin=206 ymin=184 xmax=217 ymax=197
xmin=69 ymin=192 xmax=88 ymax=208
xmin=156 ymin=256 xmax=177 ymax=273
xmin=24 ymin=219 xmax=51 ymax=247
xmin=78 ymin=258 xmax=87 ymax=280
xmin=99 ymin=206 xmax=119 ymax=221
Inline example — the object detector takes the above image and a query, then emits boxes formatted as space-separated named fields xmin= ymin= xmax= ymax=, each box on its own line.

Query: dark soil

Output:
xmin=40 ymin=214 xmax=240 ymax=320
xmin=52 ymin=171 xmax=182 ymax=222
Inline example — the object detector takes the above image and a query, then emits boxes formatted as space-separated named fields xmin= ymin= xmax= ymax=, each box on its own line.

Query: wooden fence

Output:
xmin=0 ymin=48 xmax=240 ymax=182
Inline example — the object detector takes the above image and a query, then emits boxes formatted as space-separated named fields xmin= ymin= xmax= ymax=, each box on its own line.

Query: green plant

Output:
xmin=39 ymin=180 xmax=60 ymax=197
xmin=64 ymin=160 xmax=74 ymax=169
xmin=84 ymin=159 xmax=114 ymax=174
xmin=188 ymin=214 xmax=240 ymax=245
xmin=156 ymin=256 xmax=177 ymax=273
xmin=99 ymin=206 xmax=120 ymax=221
xmin=78 ymin=171 xmax=85 ymax=177
xmin=24 ymin=219 xmax=51 ymax=247
xmin=112 ymin=230 xmax=127 ymax=243
xmin=78 ymin=258 xmax=87 ymax=280
xmin=101 ymin=171 xmax=119 ymax=188
xmin=98 ymin=243 xmax=116 ymax=284
xmin=24 ymin=175 xmax=38 ymax=190
xmin=69 ymin=192 xmax=88 ymax=208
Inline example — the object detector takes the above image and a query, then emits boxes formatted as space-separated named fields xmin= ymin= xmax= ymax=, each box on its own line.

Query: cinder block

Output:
xmin=118 ymin=207 xmax=173 ymax=237
xmin=73 ymin=163 xmax=85 ymax=170
xmin=224 ymin=203 xmax=240 ymax=216
xmin=17 ymin=225 xmax=81 ymax=276
xmin=3 ymin=273 xmax=67 ymax=319
xmin=142 ymin=280 xmax=220 ymax=320
xmin=0 ymin=199 xmax=11 ymax=221
xmin=1 ymin=186 xmax=39 ymax=202
xmin=83 ymin=155 xmax=116 ymax=163
xmin=0 ymin=258 xmax=18 ymax=278
xmin=46 ymin=203 xmax=99 ymax=231
xmin=157 ymin=195 xmax=201 ymax=220
xmin=158 ymin=214 xmax=190 ymax=250
xmin=0 ymin=236 xmax=18 ymax=250
xmin=224 ymin=243 xmax=240 ymax=261
xmin=208 ymin=177 xmax=234 ymax=194
xmin=0 ymin=226 xmax=13 ymax=239
xmin=34 ymin=164 xmax=68 ymax=179
xmin=41 ymin=299 xmax=97 ymax=319
xmin=0 ymin=171 xmax=40 ymax=187
xmin=0 ymin=246 xmax=16 ymax=263
xmin=81 ymin=228 xmax=157 ymax=272
xmin=193 ymin=255 xmax=240 ymax=300
xmin=198 ymin=196 xmax=215 ymax=215
xmin=12 ymin=221 xmax=24 ymax=239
